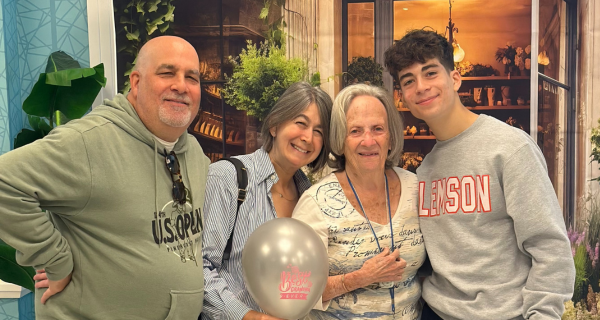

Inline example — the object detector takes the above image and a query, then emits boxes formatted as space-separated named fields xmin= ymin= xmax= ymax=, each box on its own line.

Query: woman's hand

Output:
xmin=358 ymin=247 xmax=407 ymax=284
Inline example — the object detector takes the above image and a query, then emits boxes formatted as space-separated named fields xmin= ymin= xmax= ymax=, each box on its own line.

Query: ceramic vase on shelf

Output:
xmin=473 ymin=88 xmax=482 ymax=105
xmin=486 ymin=87 xmax=496 ymax=106
xmin=501 ymin=86 xmax=511 ymax=106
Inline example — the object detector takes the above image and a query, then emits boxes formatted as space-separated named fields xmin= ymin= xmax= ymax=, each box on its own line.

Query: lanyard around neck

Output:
xmin=346 ymin=172 xmax=395 ymax=251
xmin=346 ymin=171 xmax=396 ymax=316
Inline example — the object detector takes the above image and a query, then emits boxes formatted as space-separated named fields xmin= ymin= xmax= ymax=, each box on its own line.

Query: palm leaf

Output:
xmin=0 ymin=245 xmax=35 ymax=292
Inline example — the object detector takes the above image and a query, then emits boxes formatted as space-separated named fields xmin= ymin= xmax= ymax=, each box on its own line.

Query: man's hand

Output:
xmin=35 ymin=271 xmax=72 ymax=304
xmin=242 ymin=310 xmax=284 ymax=320
xmin=33 ymin=270 xmax=49 ymax=289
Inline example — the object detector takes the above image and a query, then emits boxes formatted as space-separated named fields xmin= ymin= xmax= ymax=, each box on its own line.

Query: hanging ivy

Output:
xmin=114 ymin=0 xmax=176 ymax=93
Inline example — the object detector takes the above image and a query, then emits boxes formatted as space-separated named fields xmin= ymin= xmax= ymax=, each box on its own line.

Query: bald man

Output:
xmin=0 ymin=36 xmax=209 ymax=319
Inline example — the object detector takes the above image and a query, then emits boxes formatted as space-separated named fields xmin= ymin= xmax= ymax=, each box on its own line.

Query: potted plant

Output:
xmin=562 ymin=118 xmax=600 ymax=319
xmin=223 ymin=40 xmax=308 ymax=121
xmin=495 ymin=43 xmax=531 ymax=77
xmin=0 ymin=51 xmax=106 ymax=291
xmin=345 ymin=56 xmax=383 ymax=86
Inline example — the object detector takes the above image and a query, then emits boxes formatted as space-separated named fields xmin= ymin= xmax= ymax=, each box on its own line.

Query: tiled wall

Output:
xmin=0 ymin=0 xmax=89 ymax=155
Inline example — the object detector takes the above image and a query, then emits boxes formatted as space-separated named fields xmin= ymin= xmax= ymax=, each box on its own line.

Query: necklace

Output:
xmin=271 ymin=185 xmax=297 ymax=201
xmin=346 ymin=171 xmax=396 ymax=316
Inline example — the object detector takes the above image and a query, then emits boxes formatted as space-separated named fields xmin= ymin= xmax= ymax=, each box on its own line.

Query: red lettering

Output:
xmin=476 ymin=175 xmax=492 ymax=212
xmin=430 ymin=181 xmax=438 ymax=217
xmin=436 ymin=178 xmax=446 ymax=215
xmin=461 ymin=176 xmax=476 ymax=213
xmin=419 ymin=181 xmax=430 ymax=217
xmin=445 ymin=177 xmax=460 ymax=214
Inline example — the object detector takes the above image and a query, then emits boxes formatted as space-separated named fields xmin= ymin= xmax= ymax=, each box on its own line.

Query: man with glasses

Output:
xmin=0 ymin=36 xmax=209 ymax=319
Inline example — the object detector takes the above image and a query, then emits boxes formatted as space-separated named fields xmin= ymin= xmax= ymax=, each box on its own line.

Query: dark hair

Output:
xmin=261 ymin=81 xmax=333 ymax=172
xmin=384 ymin=29 xmax=454 ymax=85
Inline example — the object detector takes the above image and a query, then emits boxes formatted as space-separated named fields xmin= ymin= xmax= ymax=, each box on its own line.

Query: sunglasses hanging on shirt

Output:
xmin=164 ymin=149 xmax=187 ymax=206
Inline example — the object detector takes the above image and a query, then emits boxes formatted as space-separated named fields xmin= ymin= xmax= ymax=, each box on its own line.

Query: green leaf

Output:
xmin=28 ymin=116 xmax=52 ymax=136
xmin=158 ymin=21 xmax=170 ymax=33
xmin=45 ymin=51 xmax=81 ymax=73
xmin=146 ymin=21 xmax=160 ymax=35
xmin=120 ymin=15 xmax=136 ymax=25
xmin=310 ymin=72 xmax=321 ymax=87
xmin=14 ymin=129 xmax=45 ymax=149
xmin=126 ymin=29 xmax=140 ymax=41
xmin=23 ymin=74 xmax=56 ymax=117
xmin=45 ymin=67 xmax=98 ymax=87
xmin=145 ymin=0 xmax=160 ymax=12
xmin=136 ymin=1 xmax=146 ymax=13
xmin=0 ymin=245 xmax=36 ymax=292
xmin=164 ymin=4 xmax=175 ymax=22
xmin=122 ymin=80 xmax=131 ymax=95
xmin=23 ymin=64 xmax=106 ymax=120
xmin=124 ymin=62 xmax=134 ymax=77
xmin=55 ymin=64 xmax=106 ymax=119
xmin=259 ymin=7 xmax=269 ymax=20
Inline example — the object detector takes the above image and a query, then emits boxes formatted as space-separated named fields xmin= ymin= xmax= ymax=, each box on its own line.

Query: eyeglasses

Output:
xmin=164 ymin=149 xmax=187 ymax=205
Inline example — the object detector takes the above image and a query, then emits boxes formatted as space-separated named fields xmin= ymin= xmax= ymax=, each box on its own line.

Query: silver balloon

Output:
xmin=242 ymin=218 xmax=329 ymax=320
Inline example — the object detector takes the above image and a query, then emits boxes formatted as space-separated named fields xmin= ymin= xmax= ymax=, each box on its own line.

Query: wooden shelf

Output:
xmin=398 ymin=105 xmax=529 ymax=112
xmin=404 ymin=135 xmax=436 ymax=140
xmin=461 ymin=76 xmax=530 ymax=81
xmin=190 ymin=131 xmax=245 ymax=146
xmin=468 ymin=105 xmax=529 ymax=110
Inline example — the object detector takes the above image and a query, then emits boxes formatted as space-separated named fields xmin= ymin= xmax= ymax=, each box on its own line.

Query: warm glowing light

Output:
xmin=453 ymin=42 xmax=465 ymax=62
xmin=538 ymin=51 xmax=550 ymax=65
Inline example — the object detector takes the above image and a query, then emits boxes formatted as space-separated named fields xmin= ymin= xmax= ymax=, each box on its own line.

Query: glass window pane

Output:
xmin=538 ymin=0 xmax=566 ymax=82
xmin=392 ymin=0 xmax=531 ymax=159
xmin=537 ymin=79 xmax=566 ymax=196
xmin=348 ymin=2 xmax=374 ymax=63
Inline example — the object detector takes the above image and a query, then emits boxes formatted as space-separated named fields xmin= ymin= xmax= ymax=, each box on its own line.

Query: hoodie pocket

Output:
xmin=164 ymin=289 xmax=204 ymax=320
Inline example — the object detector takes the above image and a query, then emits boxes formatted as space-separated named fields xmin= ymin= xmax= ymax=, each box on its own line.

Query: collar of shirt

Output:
xmin=252 ymin=148 xmax=312 ymax=194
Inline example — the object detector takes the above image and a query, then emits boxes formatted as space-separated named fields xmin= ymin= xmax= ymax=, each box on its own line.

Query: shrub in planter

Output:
xmin=223 ymin=40 xmax=307 ymax=121
xmin=345 ymin=56 xmax=383 ymax=87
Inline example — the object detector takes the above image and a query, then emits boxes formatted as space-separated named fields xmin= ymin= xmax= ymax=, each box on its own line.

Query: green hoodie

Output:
xmin=0 ymin=94 xmax=209 ymax=319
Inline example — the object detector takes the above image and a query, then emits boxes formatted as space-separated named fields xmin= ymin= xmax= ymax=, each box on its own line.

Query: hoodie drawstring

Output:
xmin=154 ymin=140 xmax=160 ymax=247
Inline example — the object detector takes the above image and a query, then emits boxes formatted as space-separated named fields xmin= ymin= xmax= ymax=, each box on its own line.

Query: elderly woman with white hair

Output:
xmin=292 ymin=84 xmax=425 ymax=319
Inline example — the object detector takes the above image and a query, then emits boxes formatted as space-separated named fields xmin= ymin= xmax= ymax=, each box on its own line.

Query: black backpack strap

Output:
xmin=217 ymin=158 xmax=247 ymax=262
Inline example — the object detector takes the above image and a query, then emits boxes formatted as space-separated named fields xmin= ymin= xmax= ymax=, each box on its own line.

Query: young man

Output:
xmin=0 ymin=36 xmax=209 ymax=319
xmin=384 ymin=29 xmax=575 ymax=320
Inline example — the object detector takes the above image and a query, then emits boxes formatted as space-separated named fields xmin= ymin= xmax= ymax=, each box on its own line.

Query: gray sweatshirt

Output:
xmin=0 ymin=94 xmax=209 ymax=319
xmin=417 ymin=115 xmax=575 ymax=320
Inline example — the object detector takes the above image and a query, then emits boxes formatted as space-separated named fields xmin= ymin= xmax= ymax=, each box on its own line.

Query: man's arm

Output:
xmin=0 ymin=127 xmax=92 ymax=282
xmin=504 ymin=142 xmax=575 ymax=320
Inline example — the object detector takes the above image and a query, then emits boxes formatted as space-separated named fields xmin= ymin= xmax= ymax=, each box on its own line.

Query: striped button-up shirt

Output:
xmin=201 ymin=148 xmax=312 ymax=320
